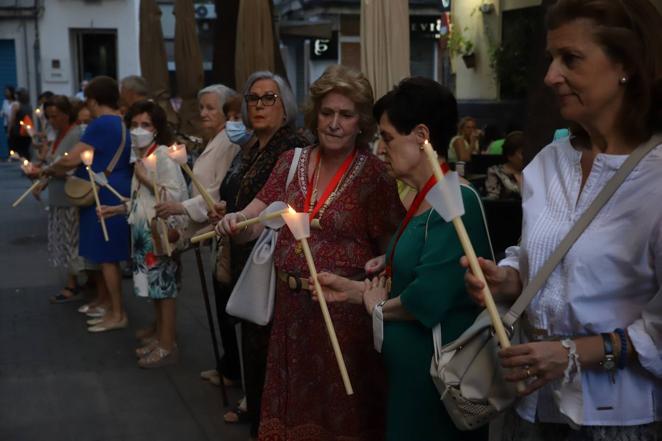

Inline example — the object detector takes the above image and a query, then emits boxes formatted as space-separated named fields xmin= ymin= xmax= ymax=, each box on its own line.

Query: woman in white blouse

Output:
xmin=464 ymin=1 xmax=662 ymax=439
xmin=154 ymin=84 xmax=240 ymax=229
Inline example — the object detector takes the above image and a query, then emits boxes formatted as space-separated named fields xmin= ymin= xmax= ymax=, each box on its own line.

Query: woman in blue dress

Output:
xmin=46 ymin=76 xmax=132 ymax=332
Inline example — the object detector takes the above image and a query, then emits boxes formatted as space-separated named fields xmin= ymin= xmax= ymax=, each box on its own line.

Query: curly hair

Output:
xmin=303 ymin=65 xmax=376 ymax=149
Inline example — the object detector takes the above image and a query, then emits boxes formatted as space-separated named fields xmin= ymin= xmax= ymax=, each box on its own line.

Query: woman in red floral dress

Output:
xmin=217 ymin=65 xmax=404 ymax=441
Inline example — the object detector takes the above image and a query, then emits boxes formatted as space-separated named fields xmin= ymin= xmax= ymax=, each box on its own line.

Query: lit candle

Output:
xmin=167 ymin=143 xmax=215 ymax=211
xmin=81 ymin=149 xmax=94 ymax=166
xmin=167 ymin=143 xmax=187 ymax=165
xmin=23 ymin=159 xmax=29 ymax=167
xmin=421 ymin=139 xmax=524 ymax=392
xmin=80 ymin=149 xmax=109 ymax=242
xmin=142 ymin=152 xmax=157 ymax=172
xmin=281 ymin=205 xmax=354 ymax=395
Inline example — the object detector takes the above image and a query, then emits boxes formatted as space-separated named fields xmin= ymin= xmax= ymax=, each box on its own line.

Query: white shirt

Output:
xmin=181 ymin=129 xmax=239 ymax=223
xmin=500 ymin=137 xmax=662 ymax=426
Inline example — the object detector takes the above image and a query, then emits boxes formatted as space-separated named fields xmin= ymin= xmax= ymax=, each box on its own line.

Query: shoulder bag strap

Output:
xmin=104 ymin=121 xmax=127 ymax=176
xmin=286 ymin=148 xmax=302 ymax=189
xmin=503 ymin=133 xmax=662 ymax=327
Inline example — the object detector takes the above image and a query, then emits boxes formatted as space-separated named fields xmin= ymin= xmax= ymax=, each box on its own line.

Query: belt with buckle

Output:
xmin=276 ymin=270 xmax=310 ymax=292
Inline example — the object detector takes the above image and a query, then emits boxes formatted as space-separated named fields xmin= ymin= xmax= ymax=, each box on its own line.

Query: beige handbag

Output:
xmin=430 ymin=134 xmax=662 ymax=431
xmin=65 ymin=125 xmax=126 ymax=207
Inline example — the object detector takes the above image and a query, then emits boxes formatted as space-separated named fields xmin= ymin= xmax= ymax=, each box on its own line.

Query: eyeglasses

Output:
xmin=244 ymin=93 xmax=280 ymax=107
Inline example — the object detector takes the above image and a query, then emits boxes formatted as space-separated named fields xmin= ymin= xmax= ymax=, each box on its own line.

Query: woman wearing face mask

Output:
xmin=44 ymin=76 xmax=132 ymax=333
xmin=98 ymin=100 xmax=189 ymax=367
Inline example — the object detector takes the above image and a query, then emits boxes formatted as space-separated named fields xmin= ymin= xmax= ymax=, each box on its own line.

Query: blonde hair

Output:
xmin=303 ymin=65 xmax=376 ymax=149
xmin=457 ymin=116 xmax=476 ymax=134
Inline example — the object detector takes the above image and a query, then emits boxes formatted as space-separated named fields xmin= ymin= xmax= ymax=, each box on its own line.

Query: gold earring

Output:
xmin=619 ymin=76 xmax=628 ymax=84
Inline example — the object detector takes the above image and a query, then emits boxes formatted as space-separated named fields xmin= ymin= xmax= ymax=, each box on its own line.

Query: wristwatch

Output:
xmin=600 ymin=332 xmax=616 ymax=384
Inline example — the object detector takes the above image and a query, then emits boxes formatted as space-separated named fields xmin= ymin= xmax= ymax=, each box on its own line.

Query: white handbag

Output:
xmin=225 ymin=148 xmax=302 ymax=325
xmin=430 ymin=134 xmax=662 ymax=431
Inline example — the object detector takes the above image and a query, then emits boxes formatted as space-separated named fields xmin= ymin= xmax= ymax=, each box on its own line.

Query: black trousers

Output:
xmin=241 ymin=320 xmax=271 ymax=437
xmin=212 ymin=277 xmax=241 ymax=382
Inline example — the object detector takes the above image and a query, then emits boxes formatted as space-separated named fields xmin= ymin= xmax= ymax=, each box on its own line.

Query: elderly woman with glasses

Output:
xmin=204 ymin=71 xmax=309 ymax=435
xmin=217 ymin=65 xmax=404 ymax=441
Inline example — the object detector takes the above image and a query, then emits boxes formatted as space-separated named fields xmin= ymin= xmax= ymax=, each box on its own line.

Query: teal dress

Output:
xmin=382 ymin=185 xmax=491 ymax=441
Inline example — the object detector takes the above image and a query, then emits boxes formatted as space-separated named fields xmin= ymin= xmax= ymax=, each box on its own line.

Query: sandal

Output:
xmin=50 ymin=286 xmax=82 ymax=304
xmin=135 ymin=339 xmax=160 ymax=358
xmin=138 ymin=344 xmax=178 ymax=369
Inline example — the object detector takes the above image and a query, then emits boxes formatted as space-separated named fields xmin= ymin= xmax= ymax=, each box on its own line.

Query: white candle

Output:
xmin=281 ymin=205 xmax=353 ymax=395
xmin=281 ymin=205 xmax=311 ymax=240
xmin=81 ymin=149 xmax=94 ymax=166
xmin=143 ymin=152 xmax=157 ymax=172
xmin=167 ymin=144 xmax=187 ymax=165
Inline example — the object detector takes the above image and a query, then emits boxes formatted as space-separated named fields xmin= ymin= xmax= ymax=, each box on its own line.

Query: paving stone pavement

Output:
xmin=0 ymin=162 xmax=248 ymax=441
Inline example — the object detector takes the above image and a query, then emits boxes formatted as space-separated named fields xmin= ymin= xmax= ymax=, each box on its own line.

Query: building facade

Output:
xmin=0 ymin=0 xmax=141 ymax=101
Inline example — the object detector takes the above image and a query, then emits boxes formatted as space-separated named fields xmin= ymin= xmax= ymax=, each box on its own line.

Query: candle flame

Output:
xmin=36 ymin=108 xmax=40 ymax=113
xmin=10 ymin=150 xmax=14 ymax=155
xmin=23 ymin=159 xmax=28 ymax=166
xmin=64 ymin=152 xmax=68 ymax=156
xmin=19 ymin=121 xmax=24 ymax=126
xmin=287 ymin=205 xmax=296 ymax=214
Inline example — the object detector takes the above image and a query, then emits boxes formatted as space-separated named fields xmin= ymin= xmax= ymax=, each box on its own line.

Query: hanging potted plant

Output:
xmin=447 ymin=25 xmax=476 ymax=69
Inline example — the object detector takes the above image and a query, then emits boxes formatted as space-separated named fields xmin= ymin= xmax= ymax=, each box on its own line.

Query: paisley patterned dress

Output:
xmin=256 ymin=146 xmax=404 ymax=441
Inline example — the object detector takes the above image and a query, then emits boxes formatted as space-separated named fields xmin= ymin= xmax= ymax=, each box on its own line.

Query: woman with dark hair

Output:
xmin=45 ymin=76 xmax=132 ymax=333
xmin=314 ymin=77 xmax=491 ymax=441
xmin=8 ymin=87 xmax=33 ymax=160
xmin=485 ymin=131 xmax=525 ymax=200
xmin=217 ymin=65 xmax=403 ymax=441
xmin=463 ymin=1 xmax=662 ymax=439
xmin=33 ymin=96 xmax=97 ymax=302
xmin=98 ymin=100 xmax=189 ymax=367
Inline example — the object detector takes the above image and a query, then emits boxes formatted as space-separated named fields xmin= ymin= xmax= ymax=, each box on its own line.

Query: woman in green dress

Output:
xmin=316 ymin=77 xmax=491 ymax=441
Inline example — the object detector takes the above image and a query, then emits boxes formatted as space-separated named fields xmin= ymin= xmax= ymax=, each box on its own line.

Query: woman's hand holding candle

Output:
xmin=81 ymin=149 xmax=109 ymax=242
xmin=167 ymin=143 xmax=215 ymax=211
xmin=207 ymin=201 xmax=227 ymax=225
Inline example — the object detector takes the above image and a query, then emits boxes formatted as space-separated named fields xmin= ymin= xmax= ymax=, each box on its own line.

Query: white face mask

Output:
xmin=130 ymin=127 xmax=155 ymax=149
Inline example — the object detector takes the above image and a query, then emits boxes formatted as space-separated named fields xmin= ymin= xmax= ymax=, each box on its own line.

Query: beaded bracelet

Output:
xmin=614 ymin=328 xmax=627 ymax=369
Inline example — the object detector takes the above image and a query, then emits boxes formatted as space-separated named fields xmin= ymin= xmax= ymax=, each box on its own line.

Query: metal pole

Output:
xmin=193 ymin=244 xmax=229 ymax=406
